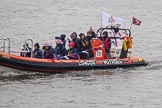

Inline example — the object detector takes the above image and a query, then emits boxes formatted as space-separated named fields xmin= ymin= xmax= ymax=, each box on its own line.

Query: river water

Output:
xmin=0 ymin=0 xmax=162 ymax=108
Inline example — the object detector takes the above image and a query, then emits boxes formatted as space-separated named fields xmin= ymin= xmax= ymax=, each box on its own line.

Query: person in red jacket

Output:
xmin=101 ymin=31 xmax=111 ymax=58
xmin=66 ymin=42 xmax=79 ymax=60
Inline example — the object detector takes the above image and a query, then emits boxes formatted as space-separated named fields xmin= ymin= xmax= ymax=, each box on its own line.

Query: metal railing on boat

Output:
xmin=0 ymin=38 xmax=11 ymax=54
xmin=0 ymin=38 xmax=33 ymax=58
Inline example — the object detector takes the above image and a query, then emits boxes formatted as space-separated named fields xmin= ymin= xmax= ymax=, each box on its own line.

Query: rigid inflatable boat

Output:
xmin=0 ymin=28 xmax=148 ymax=73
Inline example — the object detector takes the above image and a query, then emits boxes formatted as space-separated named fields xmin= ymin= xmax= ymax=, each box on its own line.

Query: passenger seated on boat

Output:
xmin=85 ymin=27 xmax=96 ymax=58
xmin=33 ymin=43 xmax=43 ymax=59
xmin=66 ymin=42 xmax=79 ymax=60
xmin=42 ymin=42 xmax=54 ymax=59
xmin=79 ymin=33 xmax=90 ymax=59
xmin=101 ymin=31 xmax=111 ymax=58
xmin=67 ymin=32 xmax=81 ymax=52
xmin=20 ymin=43 xmax=32 ymax=57
xmin=55 ymin=38 xmax=67 ymax=59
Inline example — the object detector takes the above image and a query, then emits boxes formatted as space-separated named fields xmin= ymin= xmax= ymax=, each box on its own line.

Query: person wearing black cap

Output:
xmin=33 ymin=43 xmax=43 ymax=59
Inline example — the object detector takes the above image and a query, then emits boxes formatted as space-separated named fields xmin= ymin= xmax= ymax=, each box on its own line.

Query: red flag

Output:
xmin=132 ymin=17 xmax=141 ymax=26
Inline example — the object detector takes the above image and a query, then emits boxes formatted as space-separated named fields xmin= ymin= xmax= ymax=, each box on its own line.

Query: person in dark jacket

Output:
xmin=66 ymin=42 xmax=79 ymax=60
xmin=55 ymin=38 xmax=66 ymax=59
xmin=85 ymin=27 xmax=96 ymax=58
xmin=33 ymin=43 xmax=43 ymax=59
xmin=79 ymin=33 xmax=90 ymax=59
xmin=60 ymin=34 xmax=66 ymax=47
xmin=42 ymin=42 xmax=54 ymax=59
xmin=79 ymin=33 xmax=89 ymax=51
xmin=101 ymin=31 xmax=111 ymax=58
xmin=68 ymin=32 xmax=81 ymax=52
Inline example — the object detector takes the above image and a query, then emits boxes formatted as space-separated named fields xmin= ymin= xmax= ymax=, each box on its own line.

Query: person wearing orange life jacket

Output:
xmin=126 ymin=36 xmax=133 ymax=49
xmin=66 ymin=42 xmax=79 ymax=60
xmin=126 ymin=36 xmax=133 ymax=57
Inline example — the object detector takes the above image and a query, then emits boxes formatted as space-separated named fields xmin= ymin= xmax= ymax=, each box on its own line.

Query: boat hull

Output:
xmin=0 ymin=52 xmax=148 ymax=73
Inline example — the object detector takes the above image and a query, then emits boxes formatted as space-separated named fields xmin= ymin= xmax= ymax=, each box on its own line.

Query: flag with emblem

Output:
xmin=132 ymin=17 xmax=141 ymax=26
xmin=101 ymin=12 xmax=124 ymax=28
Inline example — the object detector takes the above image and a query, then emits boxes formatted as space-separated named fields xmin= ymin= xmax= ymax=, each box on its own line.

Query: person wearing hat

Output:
xmin=33 ymin=43 xmax=43 ymax=59
xmin=42 ymin=42 xmax=54 ymax=59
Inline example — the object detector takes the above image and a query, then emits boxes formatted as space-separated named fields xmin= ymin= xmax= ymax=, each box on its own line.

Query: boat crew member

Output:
xmin=120 ymin=36 xmax=129 ymax=58
xmin=42 ymin=42 xmax=54 ymax=59
xmin=33 ymin=43 xmax=43 ymax=59
xmin=101 ymin=31 xmax=111 ymax=58
xmin=66 ymin=42 xmax=79 ymax=60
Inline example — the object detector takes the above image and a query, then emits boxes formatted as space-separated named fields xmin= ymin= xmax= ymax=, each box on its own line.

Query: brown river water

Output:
xmin=0 ymin=0 xmax=162 ymax=108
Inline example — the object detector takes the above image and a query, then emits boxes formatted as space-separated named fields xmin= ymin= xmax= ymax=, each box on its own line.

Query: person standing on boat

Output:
xmin=33 ymin=43 xmax=43 ymax=59
xmin=66 ymin=42 xmax=79 ymax=60
xmin=85 ymin=27 xmax=96 ymax=58
xmin=86 ymin=27 xmax=96 ymax=48
xmin=101 ymin=31 xmax=111 ymax=58
xmin=42 ymin=42 xmax=54 ymax=59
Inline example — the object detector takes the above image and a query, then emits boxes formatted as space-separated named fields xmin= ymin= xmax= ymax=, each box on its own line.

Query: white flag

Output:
xmin=101 ymin=12 xmax=124 ymax=28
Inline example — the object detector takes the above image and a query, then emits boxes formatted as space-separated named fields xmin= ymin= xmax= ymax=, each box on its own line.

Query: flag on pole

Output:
xmin=101 ymin=12 xmax=124 ymax=28
xmin=132 ymin=17 xmax=141 ymax=26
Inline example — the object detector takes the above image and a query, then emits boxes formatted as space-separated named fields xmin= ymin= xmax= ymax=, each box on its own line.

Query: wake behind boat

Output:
xmin=0 ymin=28 xmax=148 ymax=73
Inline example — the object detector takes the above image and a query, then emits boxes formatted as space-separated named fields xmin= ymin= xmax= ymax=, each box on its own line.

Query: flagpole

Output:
xmin=130 ymin=16 xmax=133 ymax=36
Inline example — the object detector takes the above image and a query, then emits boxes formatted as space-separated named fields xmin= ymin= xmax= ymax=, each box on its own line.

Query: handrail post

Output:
xmin=6 ymin=38 xmax=11 ymax=54
xmin=3 ymin=39 xmax=5 ymax=52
